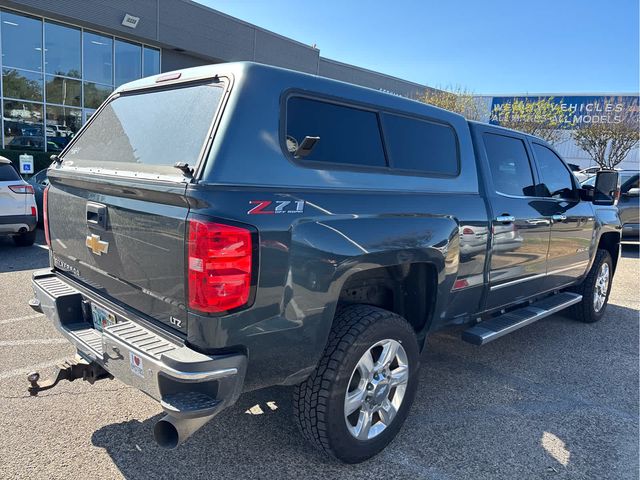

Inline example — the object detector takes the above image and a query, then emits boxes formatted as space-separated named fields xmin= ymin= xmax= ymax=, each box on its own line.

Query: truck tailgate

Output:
xmin=47 ymin=175 xmax=189 ymax=333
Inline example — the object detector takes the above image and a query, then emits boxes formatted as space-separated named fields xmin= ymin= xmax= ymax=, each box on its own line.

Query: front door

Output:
xmin=530 ymin=142 xmax=594 ymax=290
xmin=479 ymin=130 xmax=551 ymax=310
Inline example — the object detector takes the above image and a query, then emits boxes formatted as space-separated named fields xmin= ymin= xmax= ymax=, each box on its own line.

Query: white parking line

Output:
xmin=0 ymin=339 xmax=67 ymax=347
xmin=33 ymin=243 xmax=49 ymax=251
xmin=0 ymin=314 xmax=43 ymax=326
xmin=0 ymin=357 xmax=70 ymax=380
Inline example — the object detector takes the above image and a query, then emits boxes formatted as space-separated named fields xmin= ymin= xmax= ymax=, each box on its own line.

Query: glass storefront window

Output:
xmin=143 ymin=47 xmax=161 ymax=77
xmin=0 ymin=9 xmax=160 ymax=151
xmin=84 ymin=82 xmax=112 ymax=109
xmin=2 ymin=68 xmax=43 ymax=101
xmin=45 ymin=21 xmax=81 ymax=78
xmin=1 ymin=11 xmax=42 ymax=71
xmin=45 ymin=75 xmax=81 ymax=107
xmin=115 ymin=40 xmax=142 ymax=87
xmin=46 ymin=105 xmax=81 ymax=152
xmin=3 ymin=100 xmax=44 ymax=151
xmin=83 ymin=31 xmax=113 ymax=85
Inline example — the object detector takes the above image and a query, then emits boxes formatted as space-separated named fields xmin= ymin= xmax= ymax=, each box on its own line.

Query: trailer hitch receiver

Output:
xmin=27 ymin=357 xmax=112 ymax=396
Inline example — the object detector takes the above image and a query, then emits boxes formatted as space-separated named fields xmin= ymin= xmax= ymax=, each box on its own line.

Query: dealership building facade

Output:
xmin=0 ymin=0 xmax=637 ymax=170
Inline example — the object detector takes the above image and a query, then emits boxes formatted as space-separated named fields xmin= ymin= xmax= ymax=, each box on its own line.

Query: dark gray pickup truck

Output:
xmin=29 ymin=62 xmax=622 ymax=463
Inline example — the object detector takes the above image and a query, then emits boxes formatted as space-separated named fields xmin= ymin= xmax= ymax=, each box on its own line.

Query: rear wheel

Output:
xmin=293 ymin=304 xmax=420 ymax=463
xmin=13 ymin=230 xmax=36 ymax=247
xmin=569 ymin=249 xmax=613 ymax=323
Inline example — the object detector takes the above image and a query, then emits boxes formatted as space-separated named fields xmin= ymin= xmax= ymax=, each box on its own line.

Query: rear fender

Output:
xmin=284 ymin=215 xmax=459 ymax=363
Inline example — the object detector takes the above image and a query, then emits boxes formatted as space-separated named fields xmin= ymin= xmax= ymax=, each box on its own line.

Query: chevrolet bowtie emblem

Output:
xmin=86 ymin=234 xmax=109 ymax=255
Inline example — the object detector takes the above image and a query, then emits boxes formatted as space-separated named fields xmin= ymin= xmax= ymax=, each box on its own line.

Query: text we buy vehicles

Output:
xmin=0 ymin=156 xmax=37 ymax=246
xmin=29 ymin=62 xmax=621 ymax=464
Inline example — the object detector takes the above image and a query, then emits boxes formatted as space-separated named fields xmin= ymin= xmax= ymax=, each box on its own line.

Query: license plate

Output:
xmin=91 ymin=303 xmax=117 ymax=331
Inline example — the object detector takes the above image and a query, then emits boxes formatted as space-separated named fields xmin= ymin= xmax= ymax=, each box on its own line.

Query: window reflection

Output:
xmin=143 ymin=47 xmax=161 ymax=76
xmin=84 ymin=82 xmax=112 ymax=109
xmin=83 ymin=31 xmax=113 ymax=85
xmin=45 ymin=21 xmax=81 ymax=78
xmin=3 ymin=100 xmax=44 ymax=151
xmin=1 ymin=11 xmax=42 ymax=71
xmin=115 ymin=40 xmax=142 ymax=86
xmin=46 ymin=106 xmax=81 ymax=152
xmin=0 ymin=9 xmax=160 ymax=151
xmin=45 ymin=76 xmax=81 ymax=106
xmin=2 ymin=68 xmax=43 ymax=101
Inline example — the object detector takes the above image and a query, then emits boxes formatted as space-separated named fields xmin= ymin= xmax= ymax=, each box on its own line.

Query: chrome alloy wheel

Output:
xmin=344 ymin=339 xmax=409 ymax=441
xmin=593 ymin=262 xmax=610 ymax=313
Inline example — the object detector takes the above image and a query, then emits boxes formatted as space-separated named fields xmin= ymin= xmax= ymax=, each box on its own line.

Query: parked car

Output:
xmin=48 ymin=125 xmax=74 ymax=137
xmin=29 ymin=62 xmax=621 ymax=463
xmin=27 ymin=168 xmax=49 ymax=225
xmin=573 ymin=166 xmax=602 ymax=182
xmin=0 ymin=156 xmax=37 ymax=246
xmin=6 ymin=136 xmax=63 ymax=152
xmin=582 ymin=171 xmax=639 ymax=240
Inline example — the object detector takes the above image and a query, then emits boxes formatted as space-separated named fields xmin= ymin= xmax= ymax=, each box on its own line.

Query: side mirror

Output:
xmin=593 ymin=170 xmax=619 ymax=206
xmin=624 ymin=187 xmax=640 ymax=198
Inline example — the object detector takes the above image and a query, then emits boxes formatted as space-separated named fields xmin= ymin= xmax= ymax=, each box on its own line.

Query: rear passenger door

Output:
xmin=530 ymin=143 xmax=594 ymax=290
xmin=478 ymin=129 xmax=551 ymax=310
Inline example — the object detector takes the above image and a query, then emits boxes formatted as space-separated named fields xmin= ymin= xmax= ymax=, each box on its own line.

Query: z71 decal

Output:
xmin=248 ymin=200 xmax=305 ymax=215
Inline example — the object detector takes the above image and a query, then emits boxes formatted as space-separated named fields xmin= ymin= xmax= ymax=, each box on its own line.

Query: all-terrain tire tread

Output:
xmin=569 ymin=249 xmax=612 ymax=323
xmin=292 ymin=304 xmax=409 ymax=458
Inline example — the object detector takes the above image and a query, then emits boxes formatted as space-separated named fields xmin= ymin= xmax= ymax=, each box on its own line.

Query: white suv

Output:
xmin=0 ymin=156 xmax=38 ymax=246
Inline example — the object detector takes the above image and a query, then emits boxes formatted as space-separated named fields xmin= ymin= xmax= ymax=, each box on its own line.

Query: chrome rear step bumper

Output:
xmin=31 ymin=269 xmax=246 ymax=420
xmin=462 ymin=292 xmax=582 ymax=345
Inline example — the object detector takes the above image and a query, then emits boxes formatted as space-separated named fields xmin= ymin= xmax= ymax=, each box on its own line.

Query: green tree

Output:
xmin=416 ymin=86 xmax=482 ymax=121
xmin=2 ymin=69 xmax=42 ymax=101
xmin=572 ymin=97 xmax=640 ymax=169
xmin=490 ymin=97 xmax=570 ymax=143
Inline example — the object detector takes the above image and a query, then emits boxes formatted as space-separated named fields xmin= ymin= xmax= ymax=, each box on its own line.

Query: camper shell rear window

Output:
xmin=62 ymin=81 xmax=224 ymax=177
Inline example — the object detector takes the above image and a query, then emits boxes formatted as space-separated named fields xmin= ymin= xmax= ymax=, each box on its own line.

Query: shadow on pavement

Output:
xmin=91 ymin=303 xmax=639 ymax=480
xmin=0 ymin=229 xmax=49 ymax=273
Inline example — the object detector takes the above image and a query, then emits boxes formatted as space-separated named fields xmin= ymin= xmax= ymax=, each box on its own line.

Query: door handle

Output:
xmin=525 ymin=219 xmax=550 ymax=225
xmin=552 ymin=214 xmax=567 ymax=222
xmin=496 ymin=215 xmax=515 ymax=223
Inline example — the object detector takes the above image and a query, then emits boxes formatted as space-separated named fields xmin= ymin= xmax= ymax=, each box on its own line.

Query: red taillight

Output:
xmin=452 ymin=278 xmax=469 ymax=290
xmin=8 ymin=184 xmax=34 ymax=194
xmin=187 ymin=218 xmax=253 ymax=313
xmin=462 ymin=227 xmax=475 ymax=235
xmin=43 ymin=185 xmax=51 ymax=247
xmin=31 ymin=206 xmax=37 ymax=216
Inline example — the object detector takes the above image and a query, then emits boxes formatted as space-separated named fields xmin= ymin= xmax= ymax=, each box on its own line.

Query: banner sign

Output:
xmin=490 ymin=95 xmax=639 ymax=128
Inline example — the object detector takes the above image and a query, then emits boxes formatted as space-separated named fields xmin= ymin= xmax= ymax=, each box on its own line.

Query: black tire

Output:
xmin=13 ymin=230 xmax=36 ymax=247
xmin=293 ymin=304 xmax=420 ymax=463
xmin=569 ymin=249 xmax=613 ymax=323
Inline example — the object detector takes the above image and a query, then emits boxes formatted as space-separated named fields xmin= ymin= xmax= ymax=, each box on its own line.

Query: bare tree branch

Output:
xmin=416 ymin=85 xmax=483 ymax=121
xmin=489 ymin=97 xmax=571 ymax=144
xmin=572 ymin=97 xmax=639 ymax=169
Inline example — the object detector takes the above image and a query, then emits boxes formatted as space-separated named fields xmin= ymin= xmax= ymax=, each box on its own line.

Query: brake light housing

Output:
xmin=43 ymin=185 xmax=50 ymax=247
xmin=8 ymin=184 xmax=34 ymax=194
xmin=187 ymin=218 xmax=255 ymax=314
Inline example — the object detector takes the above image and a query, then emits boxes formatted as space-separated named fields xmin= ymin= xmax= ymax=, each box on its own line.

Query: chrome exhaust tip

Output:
xmin=153 ymin=413 xmax=216 ymax=449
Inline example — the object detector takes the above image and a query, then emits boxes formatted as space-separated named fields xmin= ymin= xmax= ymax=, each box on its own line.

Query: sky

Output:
xmin=197 ymin=0 xmax=639 ymax=94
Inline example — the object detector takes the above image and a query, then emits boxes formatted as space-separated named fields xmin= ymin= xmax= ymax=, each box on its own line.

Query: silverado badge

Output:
xmin=86 ymin=234 xmax=109 ymax=256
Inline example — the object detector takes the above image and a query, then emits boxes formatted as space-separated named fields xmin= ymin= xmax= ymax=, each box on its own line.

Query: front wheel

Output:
xmin=293 ymin=304 xmax=420 ymax=463
xmin=569 ymin=249 xmax=613 ymax=323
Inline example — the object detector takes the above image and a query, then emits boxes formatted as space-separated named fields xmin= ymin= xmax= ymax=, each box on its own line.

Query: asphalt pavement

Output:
xmin=0 ymin=231 xmax=638 ymax=479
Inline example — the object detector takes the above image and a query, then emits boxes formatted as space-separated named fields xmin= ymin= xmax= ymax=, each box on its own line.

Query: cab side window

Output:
xmin=285 ymin=96 xmax=386 ymax=168
xmin=533 ymin=144 xmax=576 ymax=199
xmin=621 ymin=174 xmax=639 ymax=193
xmin=483 ymin=133 xmax=536 ymax=197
